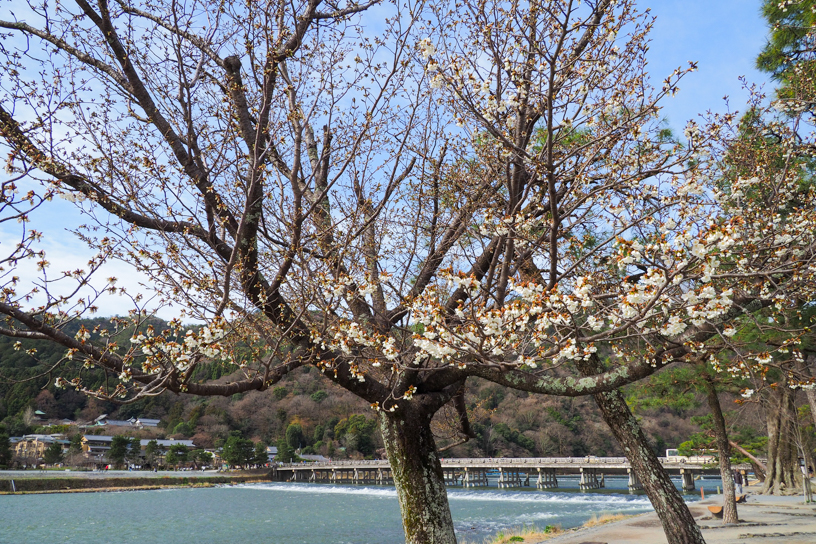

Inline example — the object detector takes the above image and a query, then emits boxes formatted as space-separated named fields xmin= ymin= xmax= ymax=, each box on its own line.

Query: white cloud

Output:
xmin=0 ymin=201 xmax=182 ymax=321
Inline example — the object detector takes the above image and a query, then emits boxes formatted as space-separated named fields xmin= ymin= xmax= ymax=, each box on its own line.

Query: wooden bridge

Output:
xmin=272 ymin=457 xmax=745 ymax=492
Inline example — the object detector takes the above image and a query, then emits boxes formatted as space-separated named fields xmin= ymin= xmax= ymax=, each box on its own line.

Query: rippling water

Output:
xmin=0 ymin=477 xmax=707 ymax=543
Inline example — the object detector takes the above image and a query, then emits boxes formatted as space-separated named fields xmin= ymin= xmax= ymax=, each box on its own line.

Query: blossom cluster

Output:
xmin=127 ymin=319 xmax=231 ymax=376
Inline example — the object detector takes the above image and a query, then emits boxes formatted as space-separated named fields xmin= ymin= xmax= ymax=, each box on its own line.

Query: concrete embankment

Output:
xmin=0 ymin=471 xmax=271 ymax=494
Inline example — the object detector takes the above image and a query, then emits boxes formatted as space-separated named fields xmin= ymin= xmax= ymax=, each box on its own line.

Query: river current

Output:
xmin=0 ymin=476 xmax=712 ymax=543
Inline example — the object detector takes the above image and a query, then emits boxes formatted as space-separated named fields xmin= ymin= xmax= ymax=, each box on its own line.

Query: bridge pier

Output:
xmin=377 ymin=468 xmax=393 ymax=485
xmin=331 ymin=468 xmax=355 ymax=484
xmin=352 ymin=468 xmax=378 ymax=484
xmin=310 ymin=469 xmax=331 ymax=483
xmin=498 ymin=467 xmax=523 ymax=488
xmin=536 ymin=467 xmax=559 ymax=489
xmin=680 ymin=469 xmax=696 ymax=492
xmin=463 ymin=467 xmax=488 ymax=487
xmin=579 ymin=467 xmax=604 ymax=490
xmin=628 ymin=468 xmax=643 ymax=492
xmin=443 ymin=469 xmax=460 ymax=486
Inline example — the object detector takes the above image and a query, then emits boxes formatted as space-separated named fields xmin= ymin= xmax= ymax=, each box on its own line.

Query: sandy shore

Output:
xmin=538 ymin=482 xmax=816 ymax=544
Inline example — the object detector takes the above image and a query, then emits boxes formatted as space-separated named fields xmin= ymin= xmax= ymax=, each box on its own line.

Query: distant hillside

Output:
xmin=0 ymin=316 xmax=170 ymax=435
xmin=1 ymin=317 xmax=762 ymax=460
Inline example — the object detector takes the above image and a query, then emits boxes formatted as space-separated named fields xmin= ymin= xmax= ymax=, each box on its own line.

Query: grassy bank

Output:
xmin=0 ymin=474 xmax=270 ymax=494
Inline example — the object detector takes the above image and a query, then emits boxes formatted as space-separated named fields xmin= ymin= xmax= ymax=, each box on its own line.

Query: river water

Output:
xmin=0 ymin=476 xmax=713 ymax=543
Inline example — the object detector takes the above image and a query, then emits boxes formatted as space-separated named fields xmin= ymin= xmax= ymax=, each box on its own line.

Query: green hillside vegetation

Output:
xmin=0 ymin=316 xmax=188 ymax=434
xmin=1 ymin=320 xmax=768 ymax=461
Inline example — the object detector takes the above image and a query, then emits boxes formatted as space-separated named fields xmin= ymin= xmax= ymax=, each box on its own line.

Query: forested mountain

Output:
xmin=1 ymin=318 xmax=765 ymax=460
xmin=0 ymin=316 xmax=167 ymax=434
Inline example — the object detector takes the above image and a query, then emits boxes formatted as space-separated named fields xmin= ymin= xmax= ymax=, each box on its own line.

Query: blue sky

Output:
xmin=0 ymin=0 xmax=775 ymax=319
xmin=645 ymin=0 xmax=771 ymax=129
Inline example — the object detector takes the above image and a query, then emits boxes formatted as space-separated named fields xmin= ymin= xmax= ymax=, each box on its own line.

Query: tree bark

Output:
xmin=577 ymin=356 xmax=705 ymax=543
xmin=703 ymin=379 xmax=738 ymax=523
xmin=800 ymin=356 xmax=816 ymax=431
xmin=589 ymin=387 xmax=706 ymax=543
xmin=762 ymin=386 xmax=800 ymax=495
xmin=796 ymin=356 xmax=816 ymax=501
xmin=379 ymin=407 xmax=457 ymax=544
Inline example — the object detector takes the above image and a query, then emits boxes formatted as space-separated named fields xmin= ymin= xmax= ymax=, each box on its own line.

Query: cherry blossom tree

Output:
xmin=2 ymin=1 xmax=816 ymax=543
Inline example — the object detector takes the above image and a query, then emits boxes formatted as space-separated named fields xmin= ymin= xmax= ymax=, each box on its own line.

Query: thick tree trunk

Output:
xmin=379 ymin=408 xmax=457 ymax=544
xmin=796 ymin=356 xmax=816 ymax=501
xmin=762 ymin=386 xmax=800 ymax=495
xmin=590 ymin=387 xmax=706 ymax=544
xmin=800 ymin=356 xmax=816 ymax=430
xmin=703 ymin=379 xmax=738 ymax=523
xmin=578 ymin=357 xmax=705 ymax=544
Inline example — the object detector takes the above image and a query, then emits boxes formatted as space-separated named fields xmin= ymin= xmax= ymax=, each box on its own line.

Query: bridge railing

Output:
xmin=274 ymin=456 xmax=745 ymax=472
xmin=438 ymin=457 xmax=630 ymax=464
xmin=278 ymin=456 xmax=638 ymax=469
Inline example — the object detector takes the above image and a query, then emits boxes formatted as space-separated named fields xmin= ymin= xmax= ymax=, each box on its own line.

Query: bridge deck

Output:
xmin=273 ymin=457 xmax=743 ymax=479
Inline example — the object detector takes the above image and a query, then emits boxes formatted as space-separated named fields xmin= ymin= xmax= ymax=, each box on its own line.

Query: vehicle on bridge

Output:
xmin=666 ymin=448 xmax=716 ymax=464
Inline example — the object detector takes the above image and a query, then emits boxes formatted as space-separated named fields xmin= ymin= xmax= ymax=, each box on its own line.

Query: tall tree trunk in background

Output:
xmin=579 ymin=358 xmax=706 ymax=544
xmin=703 ymin=378 xmax=738 ymax=523
xmin=801 ymin=356 xmax=816 ymax=431
xmin=801 ymin=356 xmax=816 ymax=500
xmin=762 ymin=386 xmax=800 ymax=495
xmin=592 ymin=389 xmax=707 ymax=543
xmin=379 ymin=406 xmax=457 ymax=544
xmin=802 ymin=445 xmax=815 ymax=503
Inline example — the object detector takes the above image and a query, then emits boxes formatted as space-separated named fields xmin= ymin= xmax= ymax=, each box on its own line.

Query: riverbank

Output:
xmin=0 ymin=469 xmax=271 ymax=494
xmin=535 ymin=481 xmax=816 ymax=544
